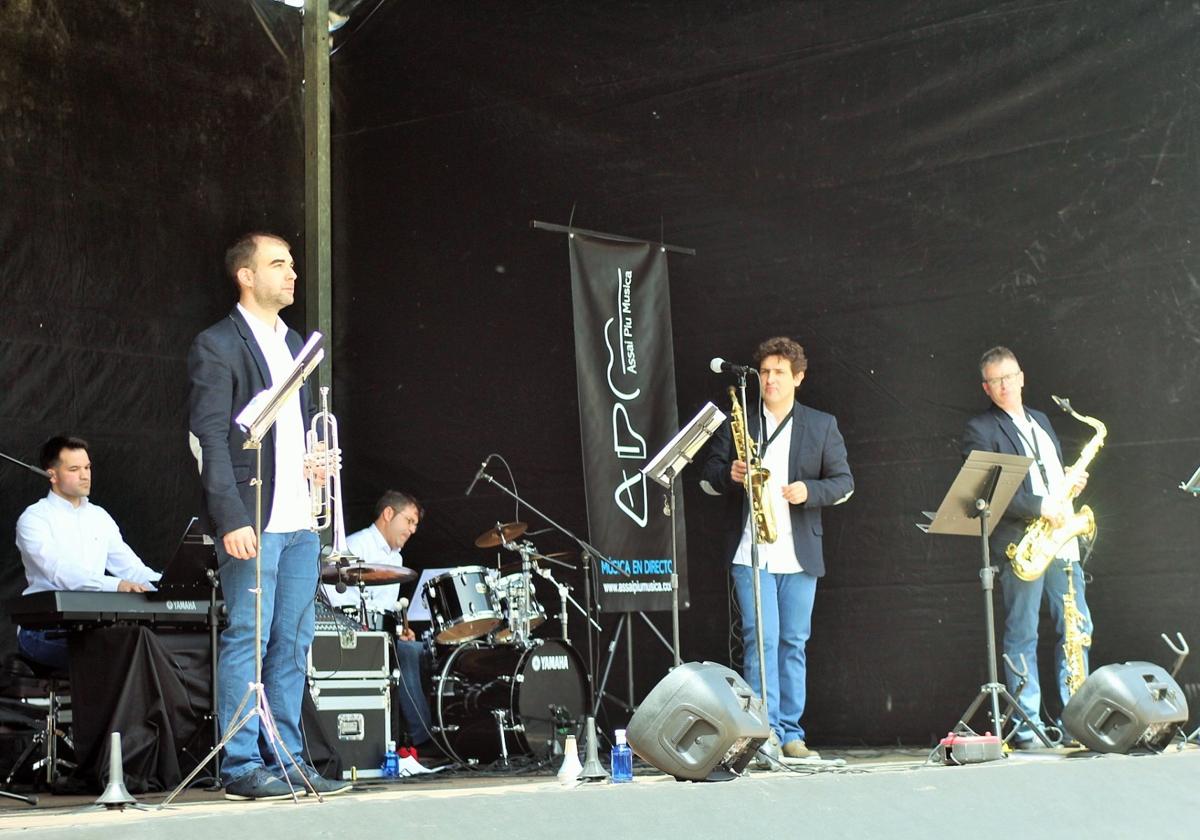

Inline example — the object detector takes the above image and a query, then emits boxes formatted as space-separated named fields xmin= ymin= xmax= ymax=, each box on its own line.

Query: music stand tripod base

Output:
xmin=924 ymin=451 xmax=1053 ymax=749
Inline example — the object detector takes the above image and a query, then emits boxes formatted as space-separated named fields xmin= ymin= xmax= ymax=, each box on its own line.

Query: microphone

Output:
xmin=709 ymin=358 xmax=754 ymax=375
xmin=465 ymin=455 xmax=492 ymax=496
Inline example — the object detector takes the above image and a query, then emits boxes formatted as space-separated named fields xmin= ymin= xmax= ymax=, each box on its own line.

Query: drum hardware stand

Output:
xmin=920 ymin=451 xmax=1053 ymax=748
xmin=465 ymin=466 xmax=610 ymax=777
xmin=161 ymin=334 xmax=325 ymax=808
xmin=491 ymin=709 xmax=512 ymax=766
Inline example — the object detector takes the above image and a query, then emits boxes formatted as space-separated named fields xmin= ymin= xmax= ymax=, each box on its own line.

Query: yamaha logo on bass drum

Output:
xmin=531 ymin=654 xmax=570 ymax=672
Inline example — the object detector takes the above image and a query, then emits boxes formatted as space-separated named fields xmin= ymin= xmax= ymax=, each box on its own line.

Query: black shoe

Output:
xmin=284 ymin=763 xmax=352 ymax=796
xmin=224 ymin=767 xmax=295 ymax=801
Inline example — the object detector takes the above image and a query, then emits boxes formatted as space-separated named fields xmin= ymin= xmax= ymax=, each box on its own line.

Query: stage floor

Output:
xmin=3 ymin=744 xmax=1199 ymax=839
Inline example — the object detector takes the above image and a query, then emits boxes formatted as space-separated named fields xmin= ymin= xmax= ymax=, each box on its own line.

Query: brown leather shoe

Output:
xmin=782 ymin=740 xmax=820 ymax=760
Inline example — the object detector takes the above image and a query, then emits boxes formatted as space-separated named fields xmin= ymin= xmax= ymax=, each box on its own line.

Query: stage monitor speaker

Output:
xmin=1061 ymin=661 xmax=1188 ymax=753
xmin=625 ymin=661 xmax=769 ymax=782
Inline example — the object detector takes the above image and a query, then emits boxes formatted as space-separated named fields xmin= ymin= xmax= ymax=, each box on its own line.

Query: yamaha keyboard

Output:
xmin=5 ymin=590 xmax=219 ymax=629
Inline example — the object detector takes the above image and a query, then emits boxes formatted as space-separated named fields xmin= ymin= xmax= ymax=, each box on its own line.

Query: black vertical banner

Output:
xmin=568 ymin=233 xmax=687 ymax=613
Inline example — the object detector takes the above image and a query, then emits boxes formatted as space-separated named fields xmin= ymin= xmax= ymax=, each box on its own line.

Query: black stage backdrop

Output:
xmin=0 ymin=3 xmax=305 ymax=655
xmin=3 ymin=1 xmax=1200 ymax=746
xmin=568 ymin=234 xmax=686 ymax=613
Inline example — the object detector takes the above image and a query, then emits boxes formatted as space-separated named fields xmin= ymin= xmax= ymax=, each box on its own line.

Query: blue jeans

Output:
xmin=999 ymin=557 xmax=1093 ymax=739
xmin=216 ymin=529 xmax=319 ymax=783
xmin=394 ymin=639 xmax=433 ymax=745
xmin=732 ymin=565 xmax=818 ymax=745
xmin=17 ymin=627 xmax=71 ymax=671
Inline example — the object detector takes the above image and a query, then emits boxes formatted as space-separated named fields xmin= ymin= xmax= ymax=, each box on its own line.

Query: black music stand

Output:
xmin=922 ymin=450 xmax=1053 ymax=747
xmin=641 ymin=401 xmax=726 ymax=667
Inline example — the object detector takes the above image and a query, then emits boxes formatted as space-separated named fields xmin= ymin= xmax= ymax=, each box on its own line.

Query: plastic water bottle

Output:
xmin=610 ymin=729 xmax=633 ymax=783
xmin=381 ymin=740 xmax=401 ymax=778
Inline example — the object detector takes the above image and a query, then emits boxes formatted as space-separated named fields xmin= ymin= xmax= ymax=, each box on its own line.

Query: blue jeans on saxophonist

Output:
xmin=216 ymin=529 xmax=319 ymax=784
xmin=1000 ymin=557 xmax=1092 ymax=740
xmin=732 ymin=565 xmax=817 ymax=746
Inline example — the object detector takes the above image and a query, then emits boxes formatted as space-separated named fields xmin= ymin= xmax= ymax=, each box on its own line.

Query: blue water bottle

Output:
xmin=610 ymin=729 xmax=633 ymax=783
xmin=381 ymin=740 xmax=401 ymax=778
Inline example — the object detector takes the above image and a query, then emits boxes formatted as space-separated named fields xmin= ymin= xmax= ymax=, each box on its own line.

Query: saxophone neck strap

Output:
xmin=758 ymin=408 xmax=793 ymax=455
xmin=1011 ymin=411 xmax=1050 ymax=489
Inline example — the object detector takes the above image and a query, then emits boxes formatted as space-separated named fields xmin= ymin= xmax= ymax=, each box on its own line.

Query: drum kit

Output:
xmin=318 ymin=521 xmax=592 ymax=767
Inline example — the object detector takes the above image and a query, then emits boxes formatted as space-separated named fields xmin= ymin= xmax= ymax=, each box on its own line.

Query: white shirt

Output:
xmin=733 ymin=407 xmax=801 ymax=574
xmin=323 ymin=524 xmax=410 ymax=611
xmin=237 ymin=303 xmax=311 ymax=533
xmin=16 ymin=491 xmax=162 ymax=593
xmin=1004 ymin=408 xmax=1081 ymax=563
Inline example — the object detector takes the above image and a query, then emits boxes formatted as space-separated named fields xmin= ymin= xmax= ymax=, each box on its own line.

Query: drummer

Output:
xmin=323 ymin=490 xmax=435 ymax=750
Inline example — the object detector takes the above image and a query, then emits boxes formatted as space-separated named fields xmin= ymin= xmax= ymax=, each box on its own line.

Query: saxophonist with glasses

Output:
xmin=701 ymin=337 xmax=853 ymax=763
xmin=961 ymin=346 xmax=1097 ymax=749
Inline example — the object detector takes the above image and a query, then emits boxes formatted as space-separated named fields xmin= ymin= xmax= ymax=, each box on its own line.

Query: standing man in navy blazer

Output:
xmin=188 ymin=232 xmax=348 ymax=800
xmin=961 ymin=345 xmax=1092 ymax=747
xmin=701 ymin=337 xmax=854 ymax=762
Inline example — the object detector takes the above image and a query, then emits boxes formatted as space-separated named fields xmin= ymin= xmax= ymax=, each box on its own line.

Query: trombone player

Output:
xmin=188 ymin=232 xmax=349 ymax=800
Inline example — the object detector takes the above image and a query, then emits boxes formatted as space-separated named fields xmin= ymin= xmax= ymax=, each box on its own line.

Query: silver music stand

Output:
xmin=922 ymin=450 xmax=1054 ymax=748
xmin=641 ymin=401 xmax=726 ymax=666
xmin=161 ymin=332 xmax=325 ymax=807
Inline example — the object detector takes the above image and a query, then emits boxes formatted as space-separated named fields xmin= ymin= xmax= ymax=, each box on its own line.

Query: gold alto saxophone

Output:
xmin=1006 ymin=396 xmax=1106 ymax=582
xmin=728 ymin=386 xmax=778 ymax=544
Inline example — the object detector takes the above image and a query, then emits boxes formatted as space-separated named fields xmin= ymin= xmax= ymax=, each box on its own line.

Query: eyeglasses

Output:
xmin=983 ymin=371 xmax=1022 ymax=387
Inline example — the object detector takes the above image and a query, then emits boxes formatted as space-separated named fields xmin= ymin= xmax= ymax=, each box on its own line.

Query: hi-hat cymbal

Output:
xmin=474 ymin=521 xmax=527 ymax=548
xmin=320 ymin=561 xmax=417 ymax=586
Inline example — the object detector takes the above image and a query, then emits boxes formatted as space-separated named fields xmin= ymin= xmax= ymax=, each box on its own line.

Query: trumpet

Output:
xmin=305 ymin=386 xmax=355 ymax=561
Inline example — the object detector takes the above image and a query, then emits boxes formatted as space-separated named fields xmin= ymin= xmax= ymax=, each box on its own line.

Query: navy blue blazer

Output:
xmin=187 ymin=308 xmax=313 ymax=538
xmin=700 ymin=400 xmax=854 ymax=578
xmin=960 ymin=404 xmax=1064 ymax=556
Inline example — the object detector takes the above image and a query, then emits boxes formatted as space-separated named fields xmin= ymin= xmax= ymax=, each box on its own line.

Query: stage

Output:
xmin=3 ymin=744 xmax=1198 ymax=839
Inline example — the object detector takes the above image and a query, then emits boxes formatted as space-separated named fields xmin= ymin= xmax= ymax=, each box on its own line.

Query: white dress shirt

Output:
xmin=1004 ymin=408 xmax=1081 ymax=564
xmin=237 ymin=303 xmax=311 ymax=534
xmin=733 ymin=408 xmax=801 ymax=574
xmin=16 ymin=491 xmax=162 ymax=593
xmin=323 ymin=524 xmax=410 ymax=611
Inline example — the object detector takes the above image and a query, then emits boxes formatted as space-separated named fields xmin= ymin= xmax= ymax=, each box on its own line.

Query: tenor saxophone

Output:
xmin=728 ymin=386 xmax=778 ymax=544
xmin=1006 ymin=396 xmax=1106 ymax=582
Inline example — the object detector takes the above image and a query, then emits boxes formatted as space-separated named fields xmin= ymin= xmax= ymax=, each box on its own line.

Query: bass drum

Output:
xmin=432 ymin=639 xmax=587 ymax=764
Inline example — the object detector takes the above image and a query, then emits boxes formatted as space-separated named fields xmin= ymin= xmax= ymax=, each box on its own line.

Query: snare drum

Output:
xmin=424 ymin=566 xmax=502 ymax=644
xmin=431 ymin=639 xmax=587 ymax=764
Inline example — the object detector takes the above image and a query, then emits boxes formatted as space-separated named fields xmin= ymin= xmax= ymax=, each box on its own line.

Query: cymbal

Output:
xmin=474 ymin=521 xmax=527 ymax=548
xmin=320 ymin=561 xmax=417 ymax=586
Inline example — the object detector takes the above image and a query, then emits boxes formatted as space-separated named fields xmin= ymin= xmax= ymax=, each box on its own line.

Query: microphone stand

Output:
xmin=472 ymin=470 xmax=609 ymax=780
xmin=0 ymin=450 xmax=50 ymax=478
xmin=735 ymin=371 xmax=771 ymax=748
